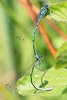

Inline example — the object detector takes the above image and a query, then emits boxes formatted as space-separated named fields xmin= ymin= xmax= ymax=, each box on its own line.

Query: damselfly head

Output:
xmin=45 ymin=5 xmax=49 ymax=9
xmin=44 ymin=5 xmax=50 ymax=17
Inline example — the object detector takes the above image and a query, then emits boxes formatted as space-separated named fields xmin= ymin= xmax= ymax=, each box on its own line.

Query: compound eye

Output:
xmin=45 ymin=5 xmax=49 ymax=9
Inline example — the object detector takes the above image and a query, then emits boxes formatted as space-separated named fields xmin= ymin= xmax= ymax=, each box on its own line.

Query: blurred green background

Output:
xmin=0 ymin=0 xmax=67 ymax=100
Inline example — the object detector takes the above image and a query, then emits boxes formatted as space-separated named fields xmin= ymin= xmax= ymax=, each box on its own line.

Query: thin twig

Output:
xmin=45 ymin=18 xmax=67 ymax=40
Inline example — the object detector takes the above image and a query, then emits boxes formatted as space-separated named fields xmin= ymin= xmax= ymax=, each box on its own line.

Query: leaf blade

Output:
xmin=50 ymin=2 xmax=67 ymax=22
xmin=16 ymin=67 xmax=67 ymax=96
xmin=55 ymin=42 xmax=67 ymax=68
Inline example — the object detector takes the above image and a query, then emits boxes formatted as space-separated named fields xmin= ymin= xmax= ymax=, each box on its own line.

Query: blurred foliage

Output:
xmin=0 ymin=0 xmax=67 ymax=100
xmin=55 ymin=42 xmax=67 ymax=68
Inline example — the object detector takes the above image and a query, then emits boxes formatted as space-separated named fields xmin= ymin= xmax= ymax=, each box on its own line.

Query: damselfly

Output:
xmin=30 ymin=56 xmax=52 ymax=91
xmin=15 ymin=5 xmax=51 ymax=91
xmin=4 ymin=56 xmax=52 ymax=92
xmin=32 ymin=5 xmax=50 ymax=60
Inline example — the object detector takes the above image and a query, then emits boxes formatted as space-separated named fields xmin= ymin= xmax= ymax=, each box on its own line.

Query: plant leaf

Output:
xmin=16 ymin=67 xmax=67 ymax=96
xmin=55 ymin=42 xmax=67 ymax=68
xmin=50 ymin=2 xmax=67 ymax=23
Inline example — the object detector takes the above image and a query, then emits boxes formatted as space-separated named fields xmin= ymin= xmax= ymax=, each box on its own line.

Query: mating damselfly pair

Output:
xmin=31 ymin=5 xmax=53 ymax=91
xmin=4 ymin=5 xmax=53 ymax=92
xmin=0 ymin=0 xmax=67 ymax=97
